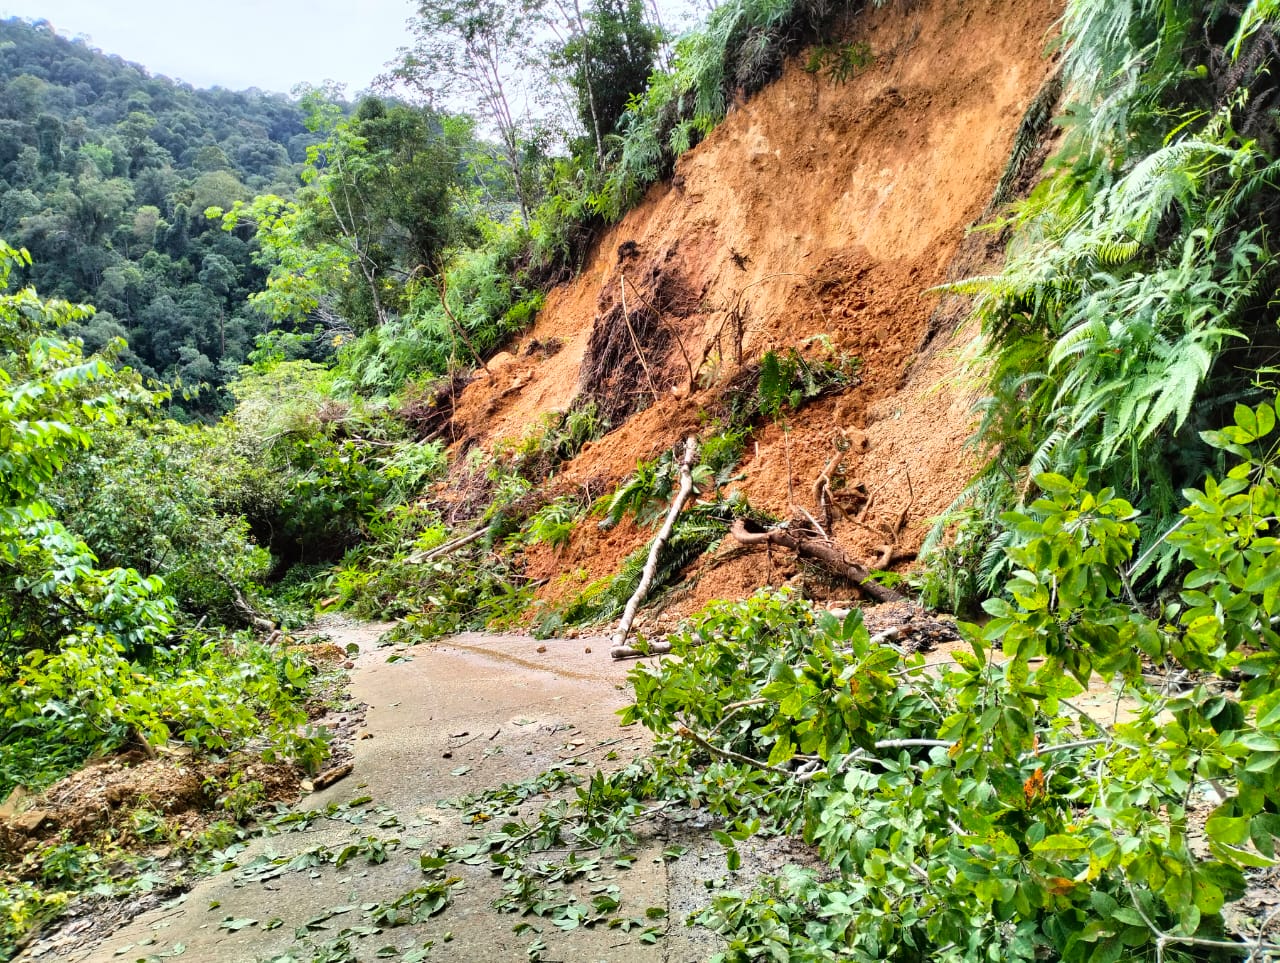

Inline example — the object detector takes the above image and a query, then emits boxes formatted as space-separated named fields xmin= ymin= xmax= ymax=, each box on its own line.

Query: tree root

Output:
xmin=729 ymin=518 xmax=905 ymax=604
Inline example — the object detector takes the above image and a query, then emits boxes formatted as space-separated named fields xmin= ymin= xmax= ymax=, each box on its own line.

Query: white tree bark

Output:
xmin=609 ymin=436 xmax=698 ymax=656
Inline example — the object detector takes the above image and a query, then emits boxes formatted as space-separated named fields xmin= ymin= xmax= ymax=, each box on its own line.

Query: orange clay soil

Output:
xmin=450 ymin=0 xmax=1061 ymax=619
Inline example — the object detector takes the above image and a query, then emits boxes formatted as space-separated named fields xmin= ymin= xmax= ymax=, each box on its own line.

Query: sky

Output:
xmin=0 ymin=0 xmax=419 ymax=95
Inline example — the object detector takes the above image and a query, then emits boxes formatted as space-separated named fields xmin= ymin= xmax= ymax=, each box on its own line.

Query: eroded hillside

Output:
xmin=447 ymin=0 xmax=1061 ymax=623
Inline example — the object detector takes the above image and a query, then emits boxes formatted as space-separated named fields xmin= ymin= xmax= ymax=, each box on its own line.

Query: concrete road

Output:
xmin=60 ymin=628 xmax=725 ymax=963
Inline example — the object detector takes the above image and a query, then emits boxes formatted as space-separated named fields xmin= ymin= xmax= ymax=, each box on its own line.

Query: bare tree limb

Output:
xmin=436 ymin=275 xmax=491 ymax=374
xmin=610 ymin=639 xmax=674 ymax=660
xmin=407 ymin=527 xmax=488 ymax=564
xmin=610 ymin=437 xmax=699 ymax=656
xmin=729 ymin=518 xmax=905 ymax=604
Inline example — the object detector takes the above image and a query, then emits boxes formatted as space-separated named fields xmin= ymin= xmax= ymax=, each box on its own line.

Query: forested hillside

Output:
xmin=0 ymin=19 xmax=323 ymax=410
xmin=9 ymin=0 xmax=1280 ymax=958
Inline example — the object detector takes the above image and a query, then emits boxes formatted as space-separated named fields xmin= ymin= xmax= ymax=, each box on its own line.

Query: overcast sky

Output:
xmin=0 ymin=0 xmax=418 ymax=95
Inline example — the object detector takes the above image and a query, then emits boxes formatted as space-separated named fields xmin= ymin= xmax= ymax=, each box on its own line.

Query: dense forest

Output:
xmin=0 ymin=18 xmax=526 ymax=415
xmin=6 ymin=0 xmax=1280 ymax=958
xmin=0 ymin=18 xmax=321 ymax=410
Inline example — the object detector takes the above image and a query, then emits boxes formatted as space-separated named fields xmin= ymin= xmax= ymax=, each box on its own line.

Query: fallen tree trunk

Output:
xmin=219 ymin=572 xmax=276 ymax=633
xmin=610 ymin=639 xmax=674 ymax=660
xmin=729 ymin=518 xmax=905 ymax=604
xmin=610 ymin=436 xmax=699 ymax=657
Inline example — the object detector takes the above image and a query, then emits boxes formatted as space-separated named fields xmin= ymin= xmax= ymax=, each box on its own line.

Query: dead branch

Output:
xmin=844 ymin=511 xmax=896 ymax=541
xmin=855 ymin=489 xmax=876 ymax=524
xmin=619 ymin=274 xmax=662 ymax=405
xmin=792 ymin=504 xmax=829 ymax=541
xmin=874 ymin=544 xmax=918 ymax=569
xmin=729 ymin=518 xmax=905 ymax=604
xmin=218 ymin=572 xmax=275 ymax=633
xmin=610 ymin=437 xmax=699 ymax=656
xmin=436 ymin=276 xmax=491 ymax=375
xmin=893 ymin=467 xmax=915 ymax=537
xmin=408 ymin=526 xmax=487 ymax=564
xmin=305 ymin=762 xmax=354 ymax=792
xmin=813 ymin=446 xmax=846 ymax=532
xmin=692 ymin=299 xmax=739 ymax=387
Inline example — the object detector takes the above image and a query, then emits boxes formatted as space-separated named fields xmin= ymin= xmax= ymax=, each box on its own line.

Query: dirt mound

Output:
xmin=0 ymin=624 xmax=375 ymax=865
xmin=450 ymin=0 xmax=1061 ymax=613
xmin=0 ymin=755 xmax=300 ymax=864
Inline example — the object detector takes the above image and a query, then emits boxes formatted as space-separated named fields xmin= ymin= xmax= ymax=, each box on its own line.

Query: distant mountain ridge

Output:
xmin=0 ymin=17 xmax=319 ymax=413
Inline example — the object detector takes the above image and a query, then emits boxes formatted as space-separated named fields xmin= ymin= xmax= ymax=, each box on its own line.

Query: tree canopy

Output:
xmin=0 ymin=18 xmax=317 ymax=414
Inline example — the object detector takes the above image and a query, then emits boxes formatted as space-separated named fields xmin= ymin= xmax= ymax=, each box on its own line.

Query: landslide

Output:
xmin=451 ymin=0 xmax=1062 ymax=620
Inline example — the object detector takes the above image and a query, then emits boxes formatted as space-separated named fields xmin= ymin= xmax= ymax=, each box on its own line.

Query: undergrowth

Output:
xmin=361 ymin=392 xmax=1280 ymax=962
xmin=929 ymin=0 xmax=1280 ymax=608
xmin=0 ymin=631 xmax=328 ymax=799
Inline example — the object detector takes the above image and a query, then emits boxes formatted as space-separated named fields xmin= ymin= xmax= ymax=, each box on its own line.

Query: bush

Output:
xmin=56 ymin=421 xmax=273 ymax=623
xmin=0 ymin=630 xmax=329 ymax=796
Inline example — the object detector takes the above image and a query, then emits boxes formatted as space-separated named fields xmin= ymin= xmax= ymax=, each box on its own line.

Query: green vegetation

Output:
xmin=0 ymin=240 xmax=329 ymax=797
xmin=245 ymin=394 xmax=1280 ymax=960
xmin=0 ymin=19 xmax=518 ymax=415
xmin=10 ymin=0 xmax=1280 ymax=957
xmin=803 ymin=40 xmax=873 ymax=85
xmin=324 ymin=0 xmax=881 ymax=394
xmin=928 ymin=0 xmax=1280 ymax=608
xmin=381 ymin=395 xmax=1280 ymax=961
xmin=0 ymin=19 xmax=315 ymax=412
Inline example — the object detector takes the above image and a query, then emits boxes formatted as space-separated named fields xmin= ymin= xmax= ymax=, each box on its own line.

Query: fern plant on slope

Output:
xmin=933 ymin=0 xmax=1280 ymax=602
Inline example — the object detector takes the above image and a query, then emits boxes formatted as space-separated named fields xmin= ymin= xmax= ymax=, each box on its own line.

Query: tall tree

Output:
xmin=397 ymin=0 xmax=540 ymax=225
xmin=216 ymin=94 xmax=473 ymax=334
xmin=552 ymin=0 xmax=660 ymax=159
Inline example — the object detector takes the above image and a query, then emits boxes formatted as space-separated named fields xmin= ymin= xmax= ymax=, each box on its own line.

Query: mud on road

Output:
xmin=30 ymin=621 xmax=733 ymax=963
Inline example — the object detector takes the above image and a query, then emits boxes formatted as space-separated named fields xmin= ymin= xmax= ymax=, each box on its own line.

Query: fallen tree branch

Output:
xmin=874 ymin=544 xmax=918 ymax=569
xmin=676 ymin=716 xmax=951 ymax=779
xmin=408 ymin=526 xmax=487 ymax=564
xmin=729 ymin=518 xmax=905 ymax=603
xmin=813 ymin=448 xmax=845 ymax=533
xmin=891 ymin=467 xmax=915 ymax=538
xmin=793 ymin=505 xmax=829 ymax=541
xmin=610 ymin=437 xmax=700 ymax=656
xmin=612 ymin=589 xmax=927 ymax=663
xmin=610 ymin=639 xmax=674 ymax=660
xmin=676 ymin=715 xmax=797 ymax=776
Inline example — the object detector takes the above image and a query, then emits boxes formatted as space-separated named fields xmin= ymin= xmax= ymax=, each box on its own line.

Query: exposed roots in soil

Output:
xmin=580 ymin=245 xmax=703 ymax=426
xmin=397 ymin=371 xmax=474 ymax=444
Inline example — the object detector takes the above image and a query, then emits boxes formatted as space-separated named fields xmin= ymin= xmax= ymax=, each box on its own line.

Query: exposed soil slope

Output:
xmin=452 ymin=0 xmax=1061 ymax=616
